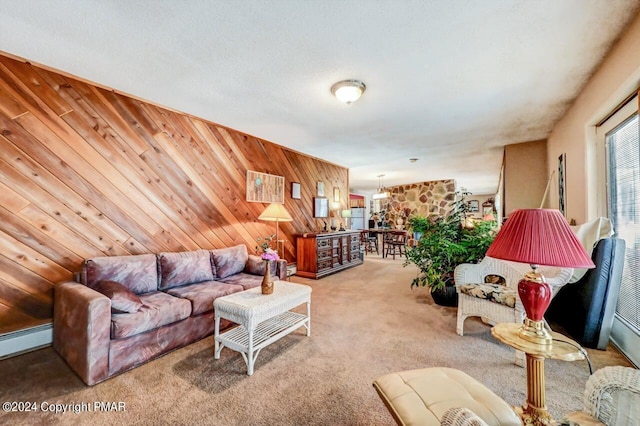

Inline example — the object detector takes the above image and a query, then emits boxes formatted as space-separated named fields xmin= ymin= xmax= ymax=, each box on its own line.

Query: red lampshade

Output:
xmin=486 ymin=209 xmax=595 ymax=268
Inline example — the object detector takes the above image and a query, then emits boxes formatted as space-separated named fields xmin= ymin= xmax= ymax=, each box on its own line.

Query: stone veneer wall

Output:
xmin=377 ymin=179 xmax=457 ymax=224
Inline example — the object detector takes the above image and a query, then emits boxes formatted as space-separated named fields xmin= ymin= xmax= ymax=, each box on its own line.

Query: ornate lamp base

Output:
xmin=517 ymin=267 xmax=553 ymax=345
xmin=515 ymin=353 xmax=555 ymax=426
xmin=514 ymin=404 xmax=554 ymax=426
xmin=518 ymin=318 xmax=553 ymax=345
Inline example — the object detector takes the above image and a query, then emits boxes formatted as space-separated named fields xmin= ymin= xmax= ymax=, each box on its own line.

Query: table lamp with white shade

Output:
xmin=258 ymin=203 xmax=293 ymax=256
xmin=341 ymin=209 xmax=351 ymax=230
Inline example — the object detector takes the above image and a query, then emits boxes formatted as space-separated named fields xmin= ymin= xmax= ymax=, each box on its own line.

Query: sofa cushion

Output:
xmin=244 ymin=254 xmax=278 ymax=276
xmin=459 ymin=283 xmax=516 ymax=308
xmin=216 ymin=272 xmax=263 ymax=291
xmin=166 ymin=281 xmax=244 ymax=315
xmin=211 ymin=245 xmax=248 ymax=279
xmin=158 ymin=250 xmax=215 ymax=290
xmin=84 ymin=254 xmax=158 ymax=295
xmin=111 ymin=291 xmax=191 ymax=340
xmin=94 ymin=280 xmax=144 ymax=314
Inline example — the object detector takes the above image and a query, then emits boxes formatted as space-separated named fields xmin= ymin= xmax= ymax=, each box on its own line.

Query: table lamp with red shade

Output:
xmin=486 ymin=209 xmax=595 ymax=345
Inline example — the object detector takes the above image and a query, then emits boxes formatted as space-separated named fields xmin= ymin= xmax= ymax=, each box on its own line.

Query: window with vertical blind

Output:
xmin=606 ymin=112 xmax=639 ymax=331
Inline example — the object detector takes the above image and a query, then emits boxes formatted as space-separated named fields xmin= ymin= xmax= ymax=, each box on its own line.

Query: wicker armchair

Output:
xmin=454 ymin=256 xmax=573 ymax=366
xmin=581 ymin=366 xmax=640 ymax=425
xmin=436 ymin=366 xmax=640 ymax=426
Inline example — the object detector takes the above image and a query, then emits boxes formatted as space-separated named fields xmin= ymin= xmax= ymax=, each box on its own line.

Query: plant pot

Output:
xmin=431 ymin=284 xmax=458 ymax=307
xmin=431 ymin=274 xmax=458 ymax=307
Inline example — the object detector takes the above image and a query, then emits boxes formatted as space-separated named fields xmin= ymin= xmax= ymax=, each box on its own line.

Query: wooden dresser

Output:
xmin=295 ymin=231 xmax=362 ymax=279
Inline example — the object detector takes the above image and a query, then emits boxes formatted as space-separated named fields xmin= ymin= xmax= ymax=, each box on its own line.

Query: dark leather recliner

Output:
xmin=546 ymin=237 xmax=625 ymax=350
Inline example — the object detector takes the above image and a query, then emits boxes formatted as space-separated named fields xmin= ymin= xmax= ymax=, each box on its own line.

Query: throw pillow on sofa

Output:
xmin=245 ymin=254 xmax=277 ymax=276
xmin=158 ymin=250 xmax=215 ymax=290
xmin=94 ymin=280 xmax=144 ymax=313
xmin=83 ymin=253 xmax=158 ymax=294
xmin=211 ymin=245 xmax=249 ymax=279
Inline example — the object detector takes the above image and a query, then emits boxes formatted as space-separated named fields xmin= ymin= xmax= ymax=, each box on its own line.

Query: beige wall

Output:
xmin=547 ymin=12 xmax=640 ymax=224
xmin=504 ymin=140 xmax=548 ymax=216
xmin=466 ymin=193 xmax=497 ymax=219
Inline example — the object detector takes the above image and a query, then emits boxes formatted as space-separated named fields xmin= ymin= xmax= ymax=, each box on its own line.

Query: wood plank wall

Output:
xmin=0 ymin=54 xmax=349 ymax=334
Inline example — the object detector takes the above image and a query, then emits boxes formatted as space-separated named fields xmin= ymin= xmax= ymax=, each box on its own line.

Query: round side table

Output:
xmin=492 ymin=323 xmax=585 ymax=426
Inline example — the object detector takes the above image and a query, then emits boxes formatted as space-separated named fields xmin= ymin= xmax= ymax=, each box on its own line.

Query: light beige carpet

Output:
xmin=0 ymin=254 xmax=631 ymax=425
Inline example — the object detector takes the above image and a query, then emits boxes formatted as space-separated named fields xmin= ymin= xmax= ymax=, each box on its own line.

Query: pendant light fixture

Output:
xmin=372 ymin=174 xmax=390 ymax=200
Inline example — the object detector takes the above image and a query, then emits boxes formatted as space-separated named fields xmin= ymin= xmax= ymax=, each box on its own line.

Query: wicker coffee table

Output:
xmin=213 ymin=281 xmax=311 ymax=375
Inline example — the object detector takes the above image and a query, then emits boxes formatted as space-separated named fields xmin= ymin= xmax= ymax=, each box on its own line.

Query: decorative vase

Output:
xmin=262 ymin=260 xmax=274 ymax=295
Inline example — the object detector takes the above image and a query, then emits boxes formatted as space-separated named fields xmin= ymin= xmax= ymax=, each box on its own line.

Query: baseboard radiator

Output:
xmin=0 ymin=323 xmax=53 ymax=360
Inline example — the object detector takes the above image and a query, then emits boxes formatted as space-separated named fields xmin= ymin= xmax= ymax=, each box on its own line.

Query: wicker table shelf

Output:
xmin=214 ymin=281 xmax=311 ymax=375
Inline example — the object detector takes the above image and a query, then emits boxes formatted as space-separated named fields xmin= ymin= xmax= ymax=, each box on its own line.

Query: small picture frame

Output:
xmin=333 ymin=187 xmax=340 ymax=203
xmin=558 ymin=153 xmax=566 ymax=216
xmin=467 ymin=200 xmax=479 ymax=212
xmin=317 ymin=181 xmax=325 ymax=197
xmin=291 ymin=182 xmax=301 ymax=200
xmin=314 ymin=197 xmax=329 ymax=218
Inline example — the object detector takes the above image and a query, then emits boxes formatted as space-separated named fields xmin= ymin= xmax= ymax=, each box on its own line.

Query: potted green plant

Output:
xmin=403 ymin=193 xmax=496 ymax=306
xmin=407 ymin=215 xmax=430 ymax=240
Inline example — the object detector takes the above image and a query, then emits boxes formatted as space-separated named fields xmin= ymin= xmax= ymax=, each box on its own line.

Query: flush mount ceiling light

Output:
xmin=330 ymin=79 xmax=366 ymax=104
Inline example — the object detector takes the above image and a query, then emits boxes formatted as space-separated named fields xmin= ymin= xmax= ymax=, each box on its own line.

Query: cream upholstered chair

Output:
xmin=436 ymin=366 xmax=640 ymax=426
xmin=373 ymin=366 xmax=639 ymax=426
xmin=373 ymin=367 xmax=521 ymax=426
xmin=454 ymin=256 xmax=573 ymax=366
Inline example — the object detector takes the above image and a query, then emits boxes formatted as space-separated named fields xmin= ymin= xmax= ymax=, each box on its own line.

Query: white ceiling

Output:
xmin=1 ymin=0 xmax=639 ymax=194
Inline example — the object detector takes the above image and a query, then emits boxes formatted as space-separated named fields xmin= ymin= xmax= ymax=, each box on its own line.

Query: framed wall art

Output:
xmin=291 ymin=182 xmax=301 ymax=200
xmin=467 ymin=200 xmax=479 ymax=213
xmin=317 ymin=181 xmax=325 ymax=197
xmin=333 ymin=187 xmax=340 ymax=203
xmin=246 ymin=170 xmax=285 ymax=203
xmin=558 ymin=153 xmax=566 ymax=216
xmin=314 ymin=197 xmax=329 ymax=218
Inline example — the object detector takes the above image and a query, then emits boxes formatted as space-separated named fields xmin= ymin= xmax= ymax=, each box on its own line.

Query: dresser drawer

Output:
xmin=317 ymin=238 xmax=331 ymax=250
xmin=318 ymin=258 xmax=332 ymax=271
xmin=317 ymin=248 xmax=332 ymax=260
